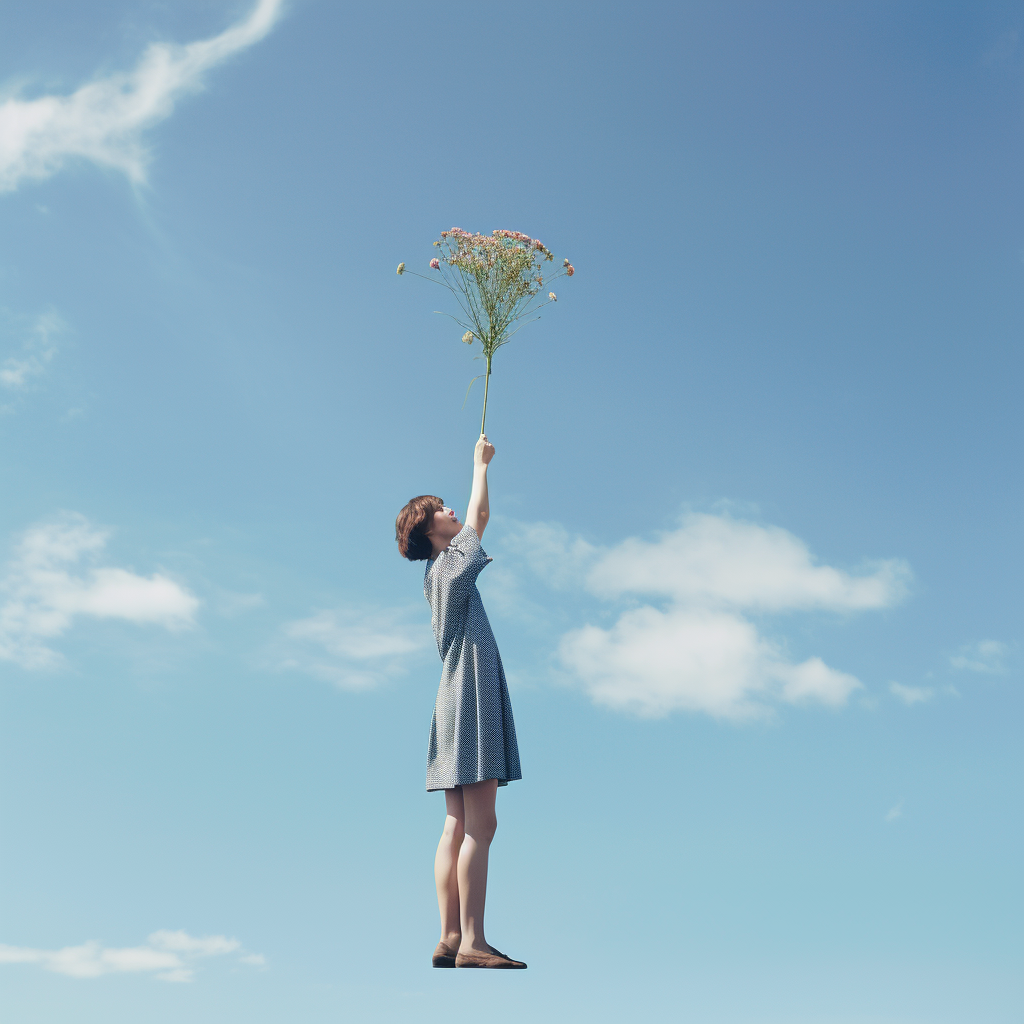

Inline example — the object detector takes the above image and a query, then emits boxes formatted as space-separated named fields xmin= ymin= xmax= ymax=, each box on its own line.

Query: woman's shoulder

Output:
xmin=450 ymin=523 xmax=481 ymax=551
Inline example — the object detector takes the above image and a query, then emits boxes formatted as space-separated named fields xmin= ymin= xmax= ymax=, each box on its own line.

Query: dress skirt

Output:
xmin=423 ymin=524 xmax=522 ymax=791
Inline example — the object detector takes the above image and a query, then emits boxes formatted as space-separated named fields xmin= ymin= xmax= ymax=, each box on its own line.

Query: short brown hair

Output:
xmin=395 ymin=495 xmax=444 ymax=561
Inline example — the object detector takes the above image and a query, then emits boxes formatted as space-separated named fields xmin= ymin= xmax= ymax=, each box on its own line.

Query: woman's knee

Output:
xmin=461 ymin=779 xmax=498 ymax=842
xmin=441 ymin=814 xmax=465 ymax=843
xmin=466 ymin=812 xmax=497 ymax=844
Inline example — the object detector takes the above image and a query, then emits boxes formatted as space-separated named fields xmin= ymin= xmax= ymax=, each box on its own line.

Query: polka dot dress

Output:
xmin=423 ymin=524 xmax=522 ymax=792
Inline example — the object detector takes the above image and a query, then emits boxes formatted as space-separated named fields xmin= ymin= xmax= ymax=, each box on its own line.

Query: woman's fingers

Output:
xmin=474 ymin=435 xmax=495 ymax=464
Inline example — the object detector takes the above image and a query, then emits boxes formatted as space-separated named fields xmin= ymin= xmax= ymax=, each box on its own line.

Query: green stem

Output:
xmin=480 ymin=351 xmax=492 ymax=435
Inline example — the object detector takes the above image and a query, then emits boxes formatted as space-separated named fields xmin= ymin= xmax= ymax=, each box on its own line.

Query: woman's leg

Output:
xmin=457 ymin=779 xmax=499 ymax=954
xmin=435 ymin=786 xmax=465 ymax=948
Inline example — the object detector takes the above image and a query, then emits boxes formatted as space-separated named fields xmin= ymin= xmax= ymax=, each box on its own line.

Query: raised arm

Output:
xmin=465 ymin=434 xmax=494 ymax=540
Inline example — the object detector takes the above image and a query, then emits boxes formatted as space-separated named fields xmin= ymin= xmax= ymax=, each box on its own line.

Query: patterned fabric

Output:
xmin=423 ymin=524 xmax=522 ymax=791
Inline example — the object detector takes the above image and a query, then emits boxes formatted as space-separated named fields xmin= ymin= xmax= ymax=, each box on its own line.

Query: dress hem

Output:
xmin=427 ymin=774 xmax=522 ymax=793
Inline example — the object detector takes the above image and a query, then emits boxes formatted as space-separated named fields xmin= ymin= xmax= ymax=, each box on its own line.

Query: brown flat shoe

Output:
xmin=455 ymin=947 xmax=527 ymax=969
xmin=432 ymin=940 xmax=457 ymax=968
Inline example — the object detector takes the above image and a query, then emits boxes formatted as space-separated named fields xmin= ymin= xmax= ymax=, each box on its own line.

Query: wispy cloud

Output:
xmin=0 ymin=0 xmax=284 ymax=193
xmin=491 ymin=512 xmax=909 ymax=721
xmin=949 ymin=640 xmax=1008 ymax=675
xmin=982 ymin=29 xmax=1019 ymax=69
xmin=0 ymin=929 xmax=261 ymax=983
xmin=885 ymin=802 xmax=903 ymax=823
xmin=213 ymin=589 xmax=265 ymax=617
xmin=889 ymin=681 xmax=934 ymax=706
xmin=0 ymin=513 xmax=199 ymax=668
xmin=0 ymin=309 xmax=63 ymax=391
xmin=276 ymin=605 xmax=432 ymax=690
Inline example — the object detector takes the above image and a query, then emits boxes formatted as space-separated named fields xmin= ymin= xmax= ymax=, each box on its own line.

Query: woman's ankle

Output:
xmin=441 ymin=930 xmax=462 ymax=947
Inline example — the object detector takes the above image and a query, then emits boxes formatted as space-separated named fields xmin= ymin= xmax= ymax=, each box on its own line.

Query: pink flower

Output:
xmin=566 ymin=264 xmax=575 ymax=276
xmin=533 ymin=239 xmax=544 ymax=249
xmin=430 ymin=258 xmax=440 ymax=269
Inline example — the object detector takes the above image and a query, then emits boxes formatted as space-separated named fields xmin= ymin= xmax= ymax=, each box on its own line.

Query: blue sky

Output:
xmin=0 ymin=1 xmax=1020 ymax=1020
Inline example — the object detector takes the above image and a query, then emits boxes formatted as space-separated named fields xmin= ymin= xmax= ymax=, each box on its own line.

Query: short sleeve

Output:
xmin=424 ymin=525 xmax=495 ymax=661
xmin=442 ymin=524 xmax=492 ymax=582
xmin=428 ymin=524 xmax=483 ymax=581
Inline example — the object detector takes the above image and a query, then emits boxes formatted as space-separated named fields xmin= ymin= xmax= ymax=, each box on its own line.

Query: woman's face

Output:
xmin=430 ymin=506 xmax=461 ymax=543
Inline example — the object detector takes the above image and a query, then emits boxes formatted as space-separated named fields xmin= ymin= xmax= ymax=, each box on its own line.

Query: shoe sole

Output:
xmin=455 ymin=960 xmax=527 ymax=969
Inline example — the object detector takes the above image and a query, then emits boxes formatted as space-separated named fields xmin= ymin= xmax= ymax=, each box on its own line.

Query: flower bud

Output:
xmin=566 ymin=264 xmax=575 ymax=276
xmin=430 ymin=258 xmax=440 ymax=269
xmin=549 ymin=292 xmax=557 ymax=301
xmin=396 ymin=263 xmax=405 ymax=275
xmin=462 ymin=331 xmax=474 ymax=344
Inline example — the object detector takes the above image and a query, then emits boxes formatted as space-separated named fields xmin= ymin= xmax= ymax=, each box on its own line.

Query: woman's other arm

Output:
xmin=465 ymin=434 xmax=494 ymax=540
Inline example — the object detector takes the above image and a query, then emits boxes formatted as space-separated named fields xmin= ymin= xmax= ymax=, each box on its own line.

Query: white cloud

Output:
xmin=885 ymin=802 xmax=903 ymax=822
xmin=0 ymin=930 xmax=257 ymax=983
xmin=0 ymin=0 xmax=284 ymax=193
xmin=278 ymin=605 xmax=431 ymax=689
xmin=0 ymin=513 xmax=199 ymax=668
xmin=156 ymin=968 xmax=195 ymax=983
xmin=774 ymin=656 xmax=862 ymax=706
xmin=889 ymin=681 xmax=934 ymax=706
xmin=148 ymin=930 xmax=239 ymax=956
xmin=559 ymin=606 xmax=860 ymax=720
xmin=498 ymin=512 xmax=909 ymax=720
xmin=587 ymin=513 xmax=910 ymax=611
xmin=1 ymin=310 xmax=63 ymax=389
xmin=949 ymin=640 xmax=1008 ymax=674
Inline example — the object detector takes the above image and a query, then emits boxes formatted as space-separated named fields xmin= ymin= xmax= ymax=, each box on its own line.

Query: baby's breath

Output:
xmin=399 ymin=228 xmax=574 ymax=432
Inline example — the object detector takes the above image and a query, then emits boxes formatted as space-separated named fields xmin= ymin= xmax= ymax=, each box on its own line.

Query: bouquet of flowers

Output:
xmin=398 ymin=228 xmax=574 ymax=434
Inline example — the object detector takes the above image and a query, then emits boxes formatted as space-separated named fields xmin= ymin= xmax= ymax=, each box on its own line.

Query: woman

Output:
xmin=394 ymin=434 xmax=525 ymax=970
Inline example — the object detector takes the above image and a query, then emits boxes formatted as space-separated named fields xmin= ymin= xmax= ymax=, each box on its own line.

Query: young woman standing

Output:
xmin=394 ymin=434 xmax=525 ymax=970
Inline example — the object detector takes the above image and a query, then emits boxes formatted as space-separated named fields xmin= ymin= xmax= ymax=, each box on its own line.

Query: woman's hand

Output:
xmin=474 ymin=434 xmax=495 ymax=467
